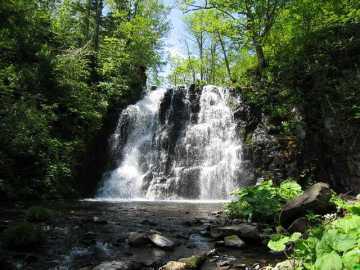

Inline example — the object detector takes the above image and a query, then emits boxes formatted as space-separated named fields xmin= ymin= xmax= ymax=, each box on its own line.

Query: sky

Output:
xmin=163 ymin=0 xmax=187 ymax=57
xmin=159 ymin=0 xmax=187 ymax=80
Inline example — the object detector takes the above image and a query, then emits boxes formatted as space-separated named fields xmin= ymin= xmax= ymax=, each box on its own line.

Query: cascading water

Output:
xmin=97 ymin=85 xmax=245 ymax=200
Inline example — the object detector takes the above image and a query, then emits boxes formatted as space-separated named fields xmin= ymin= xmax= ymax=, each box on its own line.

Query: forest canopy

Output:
xmin=0 ymin=0 xmax=169 ymax=199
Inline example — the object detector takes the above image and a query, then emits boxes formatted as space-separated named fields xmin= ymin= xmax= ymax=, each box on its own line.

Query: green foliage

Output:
xmin=226 ymin=180 xmax=303 ymax=222
xmin=331 ymin=194 xmax=360 ymax=215
xmin=269 ymin=211 xmax=360 ymax=270
xmin=0 ymin=0 xmax=168 ymax=199
xmin=268 ymin=232 xmax=302 ymax=252
xmin=26 ymin=206 xmax=53 ymax=222
xmin=1 ymin=222 xmax=45 ymax=250
xmin=278 ymin=179 xmax=303 ymax=201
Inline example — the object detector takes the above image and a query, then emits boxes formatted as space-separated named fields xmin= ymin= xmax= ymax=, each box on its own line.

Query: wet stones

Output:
xmin=210 ymin=223 xmax=260 ymax=240
xmin=160 ymin=261 xmax=188 ymax=270
xmin=127 ymin=231 xmax=175 ymax=250
xmin=92 ymin=260 xmax=141 ymax=270
xmin=92 ymin=216 xmax=108 ymax=225
xmin=128 ymin=232 xmax=150 ymax=246
xmin=149 ymin=233 xmax=175 ymax=250
xmin=178 ymin=254 xmax=206 ymax=269
xmin=160 ymin=254 xmax=206 ymax=270
xmin=223 ymin=235 xmax=245 ymax=249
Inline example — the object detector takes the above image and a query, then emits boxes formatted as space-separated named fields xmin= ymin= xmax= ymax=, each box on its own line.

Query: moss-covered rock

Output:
xmin=178 ymin=255 xmax=206 ymax=269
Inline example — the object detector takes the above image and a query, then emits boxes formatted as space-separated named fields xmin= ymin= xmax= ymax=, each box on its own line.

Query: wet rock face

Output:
xmin=304 ymin=113 xmax=360 ymax=193
xmin=188 ymin=84 xmax=202 ymax=123
xmin=233 ymin=93 xmax=303 ymax=184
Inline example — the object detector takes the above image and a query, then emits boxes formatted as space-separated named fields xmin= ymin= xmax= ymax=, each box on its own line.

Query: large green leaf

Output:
xmin=331 ymin=233 xmax=357 ymax=252
xmin=268 ymin=233 xmax=302 ymax=252
xmin=315 ymin=252 xmax=343 ymax=270
xmin=333 ymin=216 xmax=360 ymax=233
xmin=268 ymin=235 xmax=290 ymax=252
xmin=342 ymin=249 xmax=360 ymax=270
xmin=316 ymin=235 xmax=333 ymax=257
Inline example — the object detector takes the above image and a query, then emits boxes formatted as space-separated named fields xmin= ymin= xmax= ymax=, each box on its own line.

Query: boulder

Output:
xmin=160 ymin=261 xmax=188 ymax=270
xmin=149 ymin=233 xmax=175 ymax=249
xmin=92 ymin=261 xmax=141 ymax=270
xmin=210 ymin=223 xmax=260 ymax=240
xmin=127 ymin=232 xmax=149 ymax=246
xmin=223 ymin=235 xmax=245 ymax=248
xmin=271 ymin=260 xmax=299 ymax=270
xmin=288 ymin=217 xmax=310 ymax=233
xmin=280 ymin=182 xmax=335 ymax=226
xmin=178 ymin=255 xmax=206 ymax=269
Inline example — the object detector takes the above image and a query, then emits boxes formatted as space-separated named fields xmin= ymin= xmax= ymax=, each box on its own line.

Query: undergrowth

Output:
xmin=267 ymin=196 xmax=360 ymax=270
xmin=225 ymin=179 xmax=302 ymax=222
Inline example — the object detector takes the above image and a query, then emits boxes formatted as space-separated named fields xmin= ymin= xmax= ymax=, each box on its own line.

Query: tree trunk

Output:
xmin=253 ymin=38 xmax=267 ymax=73
xmin=210 ymin=41 xmax=216 ymax=83
xmin=185 ymin=40 xmax=196 ymax=83
xmin=196 ymin=33 xmax=204 ymax=81
xmin=85 ymin=0 xmax=91 ymax=42
xmin=94 ymin=0 xmax=103 ymax=51
xmin=217 ymin=32 xmax=232 ymax=82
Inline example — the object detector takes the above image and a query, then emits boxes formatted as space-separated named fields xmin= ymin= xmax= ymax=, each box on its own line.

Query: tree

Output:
xmin=183 ymin=0 xmax=286 ymax=73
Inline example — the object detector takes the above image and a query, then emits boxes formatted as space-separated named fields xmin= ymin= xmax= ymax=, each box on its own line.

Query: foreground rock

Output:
xmin=223 ymin=235 xmax=245 ymax=248
xmin=92 ymin=261 xmax=141 ymax=270
xmin=288 ymin=217 xmax=310 ymax=233
xmin=160 ymin=254 xmax=206 ymax=270
xmin=280 ymin=182 xmax=335 ymax=226
xmin=210 ymin=223 xmax=260 ymax=240
xmin=128 ymin=232 xmax=149 ymax=246
xmin=160 ymin=261 xmax=188 ymax=270
xmin=267 ymin=259 xmax=300 ymax=270
xmin=178 ymin=255 xmax=206 ymax=269
xmin=149 ymin=233 xmax=175 ymax=249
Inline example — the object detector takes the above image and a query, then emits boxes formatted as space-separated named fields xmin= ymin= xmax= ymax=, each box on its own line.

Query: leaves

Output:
xmin=226 ymin=179 xmax=303 ymax=222
xmin=278 ymin=179 xmax=303 ymax=201
xmin=0 ymin=0 xmax=168 ymax=199
xmin=342 ymin=249 xmax=360 ymax=270
xmin=268 ymin=232 xmax=302 ymax=252
xmin=315 ymin=252 xmax=343 ymax=270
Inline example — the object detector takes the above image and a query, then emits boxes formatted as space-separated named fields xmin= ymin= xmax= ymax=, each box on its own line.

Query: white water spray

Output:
xmin=97 ymin=86 xmax=244 ymax=200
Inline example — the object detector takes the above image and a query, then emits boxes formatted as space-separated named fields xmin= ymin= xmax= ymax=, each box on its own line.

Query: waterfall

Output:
xmin=97 ymin=85 xmax=244 ymax=200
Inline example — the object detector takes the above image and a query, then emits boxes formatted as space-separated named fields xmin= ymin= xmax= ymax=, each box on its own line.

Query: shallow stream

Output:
xmin=0 ymin=201 xmax=278 ymax=269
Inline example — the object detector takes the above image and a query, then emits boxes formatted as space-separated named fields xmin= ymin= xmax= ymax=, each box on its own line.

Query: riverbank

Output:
xmin=0 ymin=201 xmax=279 ymax=269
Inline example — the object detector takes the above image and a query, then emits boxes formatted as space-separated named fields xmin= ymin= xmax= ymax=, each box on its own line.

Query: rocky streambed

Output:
xmin=0 ymin=201 xmax=280 ymax=270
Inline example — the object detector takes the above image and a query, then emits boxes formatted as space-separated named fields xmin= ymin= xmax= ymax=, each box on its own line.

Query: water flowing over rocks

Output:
xmin=97 ymin=85 xmax=249 ymax=200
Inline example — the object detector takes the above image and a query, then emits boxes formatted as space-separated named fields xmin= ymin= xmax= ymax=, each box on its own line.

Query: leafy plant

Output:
xmin=226 ymin=179 xmax=303 ymax=222
xmin=278 ymin=179 xmax=303 ymax=201
xmin=331 ymin=194 xmax=360 ymax=215
xmin=268 ymin=232 xmax=302 ymax=252
xmin=273 ymin=214 xmax=360 ymax=270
